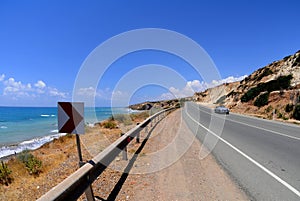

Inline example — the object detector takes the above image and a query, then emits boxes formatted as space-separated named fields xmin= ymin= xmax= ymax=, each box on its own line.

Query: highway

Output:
xmin=183 ymin=102 xmax=300 ymax=201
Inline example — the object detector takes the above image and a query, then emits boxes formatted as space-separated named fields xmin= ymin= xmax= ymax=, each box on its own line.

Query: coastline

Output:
xmin=0 ymin=107 xmax=140 ymax=159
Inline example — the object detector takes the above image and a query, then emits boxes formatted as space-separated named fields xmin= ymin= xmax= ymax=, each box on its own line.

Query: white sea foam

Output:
xmin=50 ymin=129 xmax=59 ymax=133
xmin=0 ymin=133 xmax=66 ymax=158
xmin=0 ymin=126 xmax=8 ymax=129
xmin=41 ymin=114 xmax=50 ymax=117
xmin=86 ymin=123 xmax=95 ymax=128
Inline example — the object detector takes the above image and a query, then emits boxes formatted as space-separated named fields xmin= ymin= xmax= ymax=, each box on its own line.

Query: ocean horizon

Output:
xmin=0 ymin=106 xmax=134 ymax=158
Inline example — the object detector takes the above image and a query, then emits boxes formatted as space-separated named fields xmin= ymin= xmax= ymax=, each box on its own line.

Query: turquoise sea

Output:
xmin=0 ymin=107 xmax=133 ymax=158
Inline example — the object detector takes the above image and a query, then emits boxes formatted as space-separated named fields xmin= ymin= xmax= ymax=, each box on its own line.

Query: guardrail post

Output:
xmin=136 ymin=132 xmax=140 ymax=143
xmin=136 ymin=123 xmax=140 ymax=143
xmin=122 ymin=146 xmax=128 ymax=160
xmin=121 ymin=133 xmax=128 ymax=160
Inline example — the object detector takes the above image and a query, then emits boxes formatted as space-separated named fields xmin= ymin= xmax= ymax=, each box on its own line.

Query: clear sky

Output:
xmin=0 ymin=0 xmax=299 ymax=106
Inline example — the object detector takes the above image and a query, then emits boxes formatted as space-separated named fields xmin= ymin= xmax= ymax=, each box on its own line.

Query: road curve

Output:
xmin=183 ymin=102 xmax=300 ymax=201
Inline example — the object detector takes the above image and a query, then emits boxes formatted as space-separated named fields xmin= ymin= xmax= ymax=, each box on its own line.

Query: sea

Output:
xmin=0 ymin=107 xmax=134 ymax=158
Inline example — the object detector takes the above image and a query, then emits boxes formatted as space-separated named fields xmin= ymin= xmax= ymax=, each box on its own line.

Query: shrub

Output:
xmin=283 ymin=116 xmax=289 ymax=120
xmin=26 ymin=157 xmax=42 ymax=175
xmin=293 ymin=105 xmax=300 ymax=120
xmin=254 ymin=93 xmax=269 ymax=107
xmin=102 ymin=121 xmax=117 ymax=129
xmin=18 ymin=150 xmax=32 ymax=163
xmin=18 ymin=150 xmax=42 ymax=176
xmin=241 ymin=87 xmax=261 ymax=102
xmin=285 ymin=104 xmax=294 ymax=113
xmin=241 ymin=75 xmax=293 ymax=102
xmin=265 ymin=105 xmax=273 ymax=113
xmin=256 ymin=68 xmax=273 ymax=81
xmin=0 ymin=161 xmax=12 ymax=186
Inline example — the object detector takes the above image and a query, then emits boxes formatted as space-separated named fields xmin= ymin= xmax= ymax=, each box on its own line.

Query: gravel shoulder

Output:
xmin=94 ymin=109 xmax=249 ymax=201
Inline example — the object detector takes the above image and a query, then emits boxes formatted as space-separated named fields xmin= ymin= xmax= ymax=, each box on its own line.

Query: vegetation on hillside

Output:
xmin=18 ymin=150 xmax=42 ymax=176
xmin=293 ymin=105 xmax=300 ymax=120
xmin=254 ymin=92 xmax=269 ymax=107
xmin=241 ymin=75 xmax=293 ymax=103
xmin=0 ymin=161 xmax=12 ymax=186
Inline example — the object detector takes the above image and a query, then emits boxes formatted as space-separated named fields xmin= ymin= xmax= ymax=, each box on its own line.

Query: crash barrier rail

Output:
xmin=37 ymin=107 xmax=176 ymax=201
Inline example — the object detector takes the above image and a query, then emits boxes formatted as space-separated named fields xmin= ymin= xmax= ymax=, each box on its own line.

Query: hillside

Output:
xmin=193 ymin=50 xmax=300 ymax=122
xmin=129 ymin=97 xmax=193 ymax=111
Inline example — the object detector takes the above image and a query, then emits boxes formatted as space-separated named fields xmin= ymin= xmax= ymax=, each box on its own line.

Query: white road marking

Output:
xmin=185 ymin=107 xmax=300 ymax=198
xmin=191 ymin=104 xmax=300 ymax=141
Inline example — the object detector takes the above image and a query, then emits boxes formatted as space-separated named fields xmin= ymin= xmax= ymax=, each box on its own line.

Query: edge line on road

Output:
xmin=185 ymin=106 xmax=300 ymax=198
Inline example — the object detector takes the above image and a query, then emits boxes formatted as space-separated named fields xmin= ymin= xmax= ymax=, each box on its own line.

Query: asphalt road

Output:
xmin=183 ymin=102 xmax=300 ymax=201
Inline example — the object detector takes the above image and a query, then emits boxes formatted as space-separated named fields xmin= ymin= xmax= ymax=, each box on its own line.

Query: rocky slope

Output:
xmin=193 ymin=50 xmax=300 ymax=122
xmin=129 ymin=97 xmax=193 ymax=111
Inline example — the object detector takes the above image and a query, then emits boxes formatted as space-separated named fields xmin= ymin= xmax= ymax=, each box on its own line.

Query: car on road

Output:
xmin=214 ymin=106 xmax=230 ymax=114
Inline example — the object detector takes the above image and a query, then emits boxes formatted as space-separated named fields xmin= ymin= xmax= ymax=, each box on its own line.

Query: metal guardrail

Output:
xmin=37 ymin=107 xmax=175 ymax=201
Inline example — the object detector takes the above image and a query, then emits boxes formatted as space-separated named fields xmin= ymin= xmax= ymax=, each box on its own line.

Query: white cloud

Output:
xmin=77 ymin=87 xmax=98 ymax=97
xmin=3 ymin=78 xmax=32 ymax=96
xmin=0 ymin=76 xmax=68 ymax=100
xmin=160 ymin=75 xmax=247 ymax=99
xmin=48 ymin=87 xmax=67 ymax=98
xmin=34 ymin=80 xmax=46 ymax=88
xmin=0 ymin=74 xmax=5 ymax=82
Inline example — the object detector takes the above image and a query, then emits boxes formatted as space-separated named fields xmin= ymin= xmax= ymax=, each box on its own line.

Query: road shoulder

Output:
xmin=112 ymin=109 xmax=248 ymax=200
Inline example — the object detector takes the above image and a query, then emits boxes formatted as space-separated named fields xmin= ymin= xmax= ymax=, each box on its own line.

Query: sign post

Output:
xmin=58 ymin=102 xmax=95 ymax=201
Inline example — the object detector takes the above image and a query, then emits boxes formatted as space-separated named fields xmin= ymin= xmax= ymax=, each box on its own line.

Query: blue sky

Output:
xmin=0 ymin=0 xmax=299 ymax=106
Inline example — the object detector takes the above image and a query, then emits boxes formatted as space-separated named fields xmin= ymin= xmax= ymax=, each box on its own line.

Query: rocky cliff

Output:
xmin=193 ymin=50 xmax=300 ymax=121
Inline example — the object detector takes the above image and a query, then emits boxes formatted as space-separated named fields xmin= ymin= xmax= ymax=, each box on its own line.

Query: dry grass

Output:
xmin=0 ymin=112 xmax=150 ymax=200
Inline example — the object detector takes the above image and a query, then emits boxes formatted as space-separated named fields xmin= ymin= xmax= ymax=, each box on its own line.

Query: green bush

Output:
xmin=254 ymin=93 xmax=269 ymax=107
xmin=26 ymin=157 xmax=42 ymax=175
xmin=241 ymin=87 xmax=261 ymax=102
xmin=18 ymin=150 xmax=42 ymax=176
xmin=265 ymin=105 xmax=273 ymax=113
xmin=0 ymin=161 xmax=12 ymax=186
xmin=256 ymin=68 xmax=273 ymax=81
xmin=277 ymin=112 xmax=283 ymax=119
xmin=283 ymin=116 xmax=289 ymax=120
xmin=293 ymin=105 xmax=300 ymax=120
xmin=285 ymin=104 xmax=294 ymax=113
xmin=241 ymin=75 xmax=293 ymax=102
xmin=102 ymin=121 xmax=117 ymax=129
